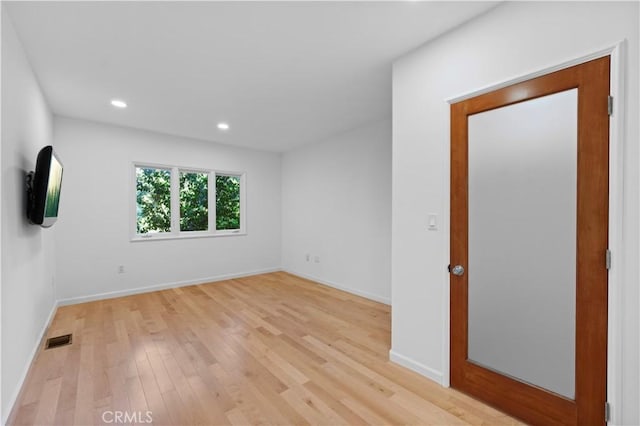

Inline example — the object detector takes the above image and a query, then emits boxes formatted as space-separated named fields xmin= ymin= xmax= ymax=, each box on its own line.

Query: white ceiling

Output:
xmin=6 ymin=1 xmax=497 ymax=152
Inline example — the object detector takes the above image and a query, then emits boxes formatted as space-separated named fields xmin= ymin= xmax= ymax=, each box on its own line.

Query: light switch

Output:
xmin=428 ymin=214 xmax=438 ymax=230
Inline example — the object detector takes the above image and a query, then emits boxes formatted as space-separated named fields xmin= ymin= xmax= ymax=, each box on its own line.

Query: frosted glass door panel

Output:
xmin=467 ymin=89 xmax=577 ymax=399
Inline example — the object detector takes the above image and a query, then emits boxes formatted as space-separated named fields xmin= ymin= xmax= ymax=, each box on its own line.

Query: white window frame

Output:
xmin=131 ymin=162 xmax=246 ymax=241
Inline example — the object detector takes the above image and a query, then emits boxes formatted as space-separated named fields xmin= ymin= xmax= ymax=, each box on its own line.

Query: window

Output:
xmin=216 ymin=174 xmax=241 ymax=230
xmin=180 ymin=171 xmax=208 ymax=232
xmin=136 ymin=166 xmax=171 ymax=234
xmin=133 ymin=163 xmax=245 ymax=240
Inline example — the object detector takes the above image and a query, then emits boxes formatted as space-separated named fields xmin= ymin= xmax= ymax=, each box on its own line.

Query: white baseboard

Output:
xmin=283 ymin=269 xmax=391 ymax=305
xmin=57 ymin=267 xmax=282 ymax=306
xmin=3 ymin=299 xmax=59 ymax=425
xmin=389 ymin=349 xmax=444 ymax=385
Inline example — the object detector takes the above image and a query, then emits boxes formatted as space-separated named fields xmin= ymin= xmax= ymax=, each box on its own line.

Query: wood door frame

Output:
xmin=442 ymin=41 xmax=626 ymax=424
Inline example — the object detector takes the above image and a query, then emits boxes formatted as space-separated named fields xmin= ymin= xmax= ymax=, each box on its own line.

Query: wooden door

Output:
xmin=450 ymin=57 xmax=610 ymax=425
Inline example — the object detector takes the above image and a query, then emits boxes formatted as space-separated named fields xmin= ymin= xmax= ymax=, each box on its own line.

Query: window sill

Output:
xmin=130 ymin=231 xmax=246 ymax=242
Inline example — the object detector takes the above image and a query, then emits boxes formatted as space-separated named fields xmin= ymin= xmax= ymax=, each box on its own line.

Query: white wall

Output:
xmin=1 ymin=3 xmax=4 ymax=418
xmin=53 ymin=117 xmax=282 ymax=302
xmin=282 ymin=119 xmax=391 ymax=304
xmin=1 ymin=10 xmax=56 ymax=422
xmin=391 ymin=1 xmax=639 ymax=424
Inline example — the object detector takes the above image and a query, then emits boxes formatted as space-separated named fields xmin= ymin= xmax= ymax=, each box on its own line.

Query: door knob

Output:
xmin=451 ymin=265 xmax=465 ymax=276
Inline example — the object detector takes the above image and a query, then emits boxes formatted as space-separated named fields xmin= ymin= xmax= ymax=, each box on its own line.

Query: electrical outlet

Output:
xmin=314 ymin=256 xmax=320 ymax=263
xmin=306 ymin=254 xmax=311 ymax=262
xmin=118 ymin=265 xmax=125 ymax=274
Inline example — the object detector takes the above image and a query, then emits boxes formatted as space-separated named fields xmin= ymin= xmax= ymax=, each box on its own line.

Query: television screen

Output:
xmin=27 ymin=146 xmax=63 ymax=227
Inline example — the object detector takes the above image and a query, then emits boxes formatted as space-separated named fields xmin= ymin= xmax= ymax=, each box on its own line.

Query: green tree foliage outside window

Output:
xmin=216 ymin=175 xmax=241 ymax=230
xmin=180 ymin=172 xmax=208 ymax=231
xmin=136 ymin=167 xmax=171 ymax=233
xmin=136 ymin=167 xmax=242 ymax=234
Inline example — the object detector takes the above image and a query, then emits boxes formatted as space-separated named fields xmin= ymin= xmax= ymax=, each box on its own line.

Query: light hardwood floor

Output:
xmin=9 ymin=272 xmax=520 ymax=425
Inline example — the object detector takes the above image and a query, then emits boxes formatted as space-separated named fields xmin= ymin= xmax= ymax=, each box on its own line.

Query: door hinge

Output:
xmin=608 ymin=96 xmax=614 ymax=116
xmin=606 ymin=249 xmax=612 ymax=270
xmin=605 ymin=401 xmax=611 ymax=422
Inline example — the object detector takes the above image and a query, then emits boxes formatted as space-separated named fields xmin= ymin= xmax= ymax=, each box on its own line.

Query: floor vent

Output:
xmin=45 ymin=334 xmax=72 ymax=350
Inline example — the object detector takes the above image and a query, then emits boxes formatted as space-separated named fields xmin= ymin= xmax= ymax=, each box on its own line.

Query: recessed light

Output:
xmin=217 ymin=122 xmax=230 ymax=131
xmin=110 ymin=99 xmax=127 ymax=108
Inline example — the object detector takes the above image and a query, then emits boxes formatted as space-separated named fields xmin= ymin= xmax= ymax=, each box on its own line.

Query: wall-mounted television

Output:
xmin=27 ymin=146 xmax=64 ymax=228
